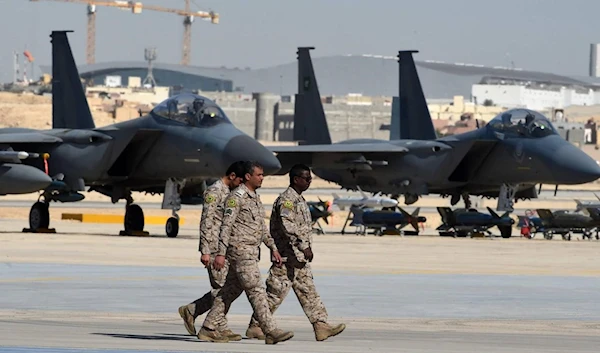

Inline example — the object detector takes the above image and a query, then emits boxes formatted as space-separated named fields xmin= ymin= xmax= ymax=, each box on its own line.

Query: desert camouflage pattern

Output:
xmin=216 ymin=184 xmax=277 ymax=259
xmin=270 ymin=187 xmax=313 ymax=262
xmin=249 ymin=187 xmax=327 ymax=327
xmin=250 ymin=260 xmax=328 ymax=326
xmin=185 ymin=178 xmax=232 ymax=328
xmin=199 ymin=178 xmax=230 ymax=255
xmin=203 ymin=183 xmax=280 ymax=334
xmin=185 ymin=255 xmax=230 ymax=323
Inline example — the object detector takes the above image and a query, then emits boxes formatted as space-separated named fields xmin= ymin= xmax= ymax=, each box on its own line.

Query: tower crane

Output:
xmin=29 ymin=0 xmax=218 ymax=65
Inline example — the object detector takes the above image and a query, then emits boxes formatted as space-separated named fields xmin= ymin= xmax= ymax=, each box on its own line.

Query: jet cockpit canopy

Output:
xmin=488 ymin=109 xmax=558 ymax=138
xmin=151 ymin=93 xmax=231 ymax=127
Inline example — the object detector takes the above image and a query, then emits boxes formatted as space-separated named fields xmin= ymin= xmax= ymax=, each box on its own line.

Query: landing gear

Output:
xmin=23 ymin=190 xmax=68 ymax=234
xmin=161 ymin=178 xmax=186 ymax=238
xmin=497 ymin=183 xmax=518 ymax=212
xmin=27 ymin=201 xmax=51 ymax=231
xmin=124 ymin=204 xmax=145 ymax=233
xmin=119 ymin=191 xmax=149 ymax=236
xmin=166 ymin=217 xmax=179 ymax=238
xmin=22 ymin=175 xmax=85 ymax=234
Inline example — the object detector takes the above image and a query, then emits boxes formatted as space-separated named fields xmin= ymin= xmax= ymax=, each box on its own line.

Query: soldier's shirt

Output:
xmin=217 ymin=183 xmax=278 ymax=260
xmin=199 ymin=178 xmax=230 ymax=255
xmin=270 ymin=187 xmax=313 ymax=262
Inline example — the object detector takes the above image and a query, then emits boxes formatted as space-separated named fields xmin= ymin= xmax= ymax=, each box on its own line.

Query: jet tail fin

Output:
xmin=574 ymin=199 xmax=583 ymax=212
xmin=392 ymin=50 xmax=436 ymax=140
xmin=293 ymin=47 xmax=331 ymax=145
xmin=51 ymin=30 xmax=95 ymax=129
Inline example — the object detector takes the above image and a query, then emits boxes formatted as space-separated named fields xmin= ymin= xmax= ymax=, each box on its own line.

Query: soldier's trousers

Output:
xmin=249 ymin=261 xmax=328 ymax=327
xmin=202 ymin=258 xmax=277 ymax=334
xmin=184 ymin=256 xmax=230 ymax=330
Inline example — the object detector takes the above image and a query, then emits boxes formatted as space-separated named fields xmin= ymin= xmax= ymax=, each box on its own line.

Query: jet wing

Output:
xmin=0 ymin=132 xmax=63 ymax=144
xmin=269 ymin=144 xmax=409 ymax=153
xmin=269 ymin=144 xmax=409 ymax=175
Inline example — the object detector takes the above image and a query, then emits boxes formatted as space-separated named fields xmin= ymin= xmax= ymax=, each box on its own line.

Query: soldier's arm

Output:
xmin=279 ymin=200 xmax=311 ymax=251
xmin=261 ymin=210 xmax=278 ymax=253
xmin=216 ymin=195 xmax=241 ymax=256
xmin=199 ymin=192 xmax=220 ymax=254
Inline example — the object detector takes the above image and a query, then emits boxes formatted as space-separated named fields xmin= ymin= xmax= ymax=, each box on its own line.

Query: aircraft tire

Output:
xmin=29 ymin=201 xmax=50 ymax=230
xmin=166 ymin=217 xmax=179 ymax=238
xmin=124 ymin=204 xmax=144 ymax=232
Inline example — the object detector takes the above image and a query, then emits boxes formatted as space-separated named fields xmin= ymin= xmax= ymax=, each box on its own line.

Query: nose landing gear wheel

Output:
xmin=166 ymin=217 xmax=179 ymax=238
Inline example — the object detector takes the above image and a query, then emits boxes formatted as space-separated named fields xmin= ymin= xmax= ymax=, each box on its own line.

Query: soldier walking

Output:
xmin=245 ymin=164 xmax=346 ymax=341
xmin=197 ymin=161 xmax=294 ymax=344
xmin=178 ymin=161 xmax=246 ymax=340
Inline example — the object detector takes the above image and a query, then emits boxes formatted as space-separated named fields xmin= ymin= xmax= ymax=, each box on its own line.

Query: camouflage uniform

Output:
xmin=201 ymin=183 xmax=280 ymax=335
xmin=249 ymin=186 xmax=328 ymax=328
xmin=180 ymin=178 xmax=231 ymax=331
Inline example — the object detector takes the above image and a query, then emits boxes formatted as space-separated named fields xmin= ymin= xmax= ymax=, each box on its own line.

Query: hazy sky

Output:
xmin=1 ymin=0 xmax=599 ymax=83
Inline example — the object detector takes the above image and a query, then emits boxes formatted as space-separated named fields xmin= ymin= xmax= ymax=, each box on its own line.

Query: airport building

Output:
xmin=40 ymin=53 xmax=600 ymax=112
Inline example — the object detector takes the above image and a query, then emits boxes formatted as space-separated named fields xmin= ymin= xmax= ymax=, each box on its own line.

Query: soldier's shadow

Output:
xmin=92 ymin=332 xmax=257 ymax=343
xmin=91 ymin=332 xmax=197 ymax=342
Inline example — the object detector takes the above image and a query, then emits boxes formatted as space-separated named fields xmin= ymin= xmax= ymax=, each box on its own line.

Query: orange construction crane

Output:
xmin=30 ymin=0 xmax=219 ymax=65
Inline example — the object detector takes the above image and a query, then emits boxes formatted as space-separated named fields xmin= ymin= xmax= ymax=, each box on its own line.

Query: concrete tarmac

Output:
xmin=1 ymin=223 xmax=600 ymax=352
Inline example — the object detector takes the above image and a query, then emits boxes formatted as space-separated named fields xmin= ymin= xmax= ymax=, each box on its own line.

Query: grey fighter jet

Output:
xmin=0 ymin=31 xmax=281 ymax=237
xmin=270 ymin=47 xmax=600 ymax=221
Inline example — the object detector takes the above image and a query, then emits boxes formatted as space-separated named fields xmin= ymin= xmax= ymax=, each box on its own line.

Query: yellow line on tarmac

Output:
xmin=61 ymin=213 xmax=185 ymax=225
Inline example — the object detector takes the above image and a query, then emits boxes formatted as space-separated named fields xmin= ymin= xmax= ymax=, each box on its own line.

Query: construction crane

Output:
xmin=30 ymin=0 xmax=219 ymax=65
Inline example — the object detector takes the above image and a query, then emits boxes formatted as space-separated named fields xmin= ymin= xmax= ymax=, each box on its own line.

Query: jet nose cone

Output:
xmin=222 ymin=135 xmax=281 ymax=174
xmin=552 ymin=143 xmax=600 ymax=184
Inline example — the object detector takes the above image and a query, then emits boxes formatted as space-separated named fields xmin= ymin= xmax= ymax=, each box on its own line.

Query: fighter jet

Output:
xmin=0 ymin=30 xmax=281 ymax=237
xmin=332 ymin=187 xmax=398 ymax=210
xmin=269 ymin=47 xmax=600 ymax=217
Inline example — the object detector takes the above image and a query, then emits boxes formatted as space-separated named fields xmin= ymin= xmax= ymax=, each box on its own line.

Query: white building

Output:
xmin=472 ymin=81 xmax=600 ymax=111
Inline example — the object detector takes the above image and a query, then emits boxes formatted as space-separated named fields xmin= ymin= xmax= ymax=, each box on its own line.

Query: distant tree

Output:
xmin=483 ymin=99 xmax=494 ymax=107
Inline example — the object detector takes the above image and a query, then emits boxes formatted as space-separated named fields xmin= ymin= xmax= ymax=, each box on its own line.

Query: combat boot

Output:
xmin=221 ymin=328 xmax=242 ymax=341
xmin=197 ymin=326 xmax=229 ymax=343
xmin=265 ymin=328 xmax=294 ymax=345
xmin=245 ymin=324 xmax=265 ymax=340
xmin=313 ymin=321 xmax=346 ymax=341
xmin=178 ymin=305 xmax=196 ymax=335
